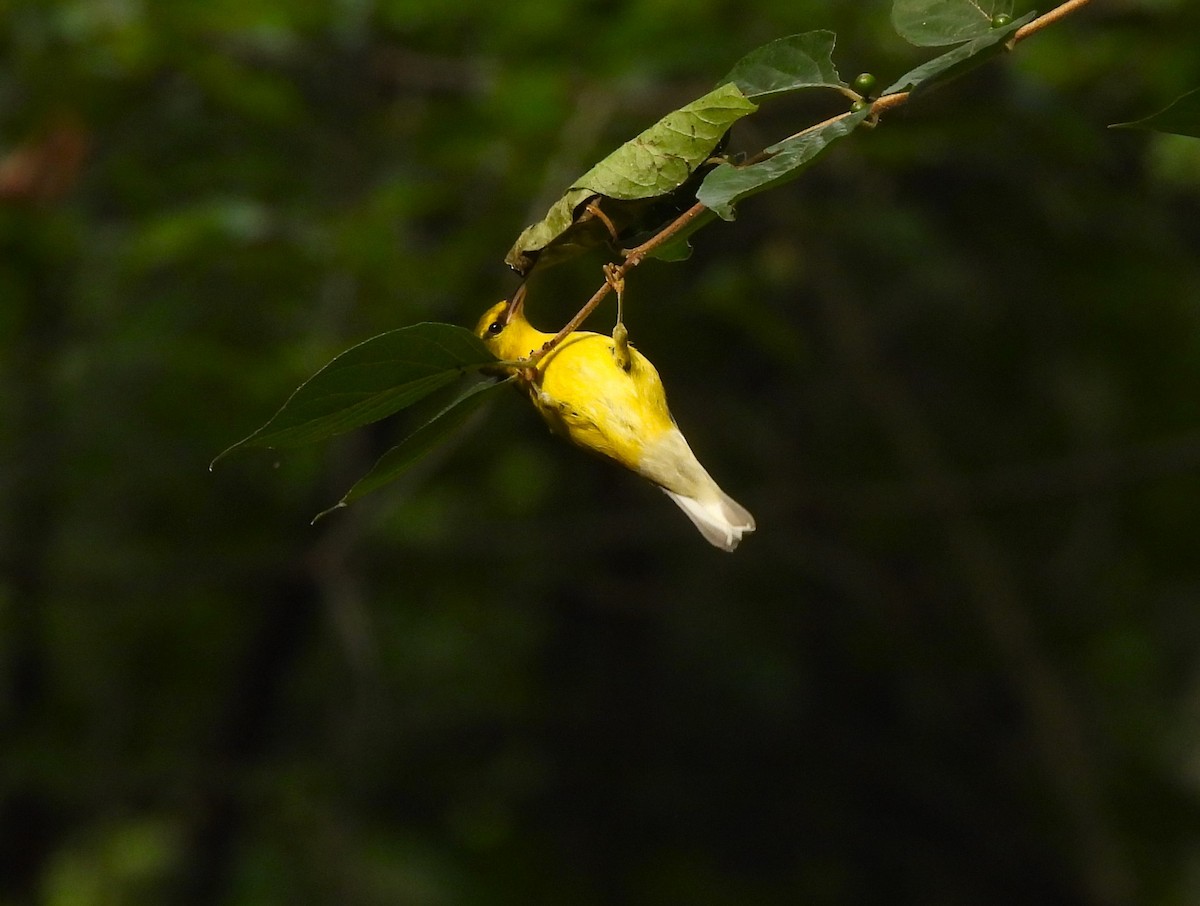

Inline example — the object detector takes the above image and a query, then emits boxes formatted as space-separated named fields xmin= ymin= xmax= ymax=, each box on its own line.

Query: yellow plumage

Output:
xmin=475 ymin=299 xmax=755 ymax=551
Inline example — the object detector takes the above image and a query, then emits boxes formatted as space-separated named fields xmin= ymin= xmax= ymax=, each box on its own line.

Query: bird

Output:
xmin=475 ymin=296 xmax=755 ymax=551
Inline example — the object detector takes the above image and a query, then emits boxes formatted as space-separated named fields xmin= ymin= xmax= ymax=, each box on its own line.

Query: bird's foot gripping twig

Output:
xmin=604 ymin=263 xmax=631 ymax=372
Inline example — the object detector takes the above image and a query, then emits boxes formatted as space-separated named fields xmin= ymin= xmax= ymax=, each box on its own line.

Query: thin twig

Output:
xmin=531 ymin=203 xmax=709 ymax=358
xmin=536 ymin=0 xmax=1090 ymax=355
xmin=870 ymin=90 xmax=911 ymax=116
xmin=532 ymin=277 xmax=616 ymax=359
xmin=1014 ymin=0 xmax=1093 ymax=45
xmin=767 ymin=90 xmax=914 ymax=154
xmin=623 ymin=202 xmax=709 ymax=266
xmin=745 ymin=108 xmax=857 ymax=164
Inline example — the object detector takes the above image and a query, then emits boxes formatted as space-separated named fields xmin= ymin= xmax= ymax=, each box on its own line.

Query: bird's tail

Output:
xmin=662 ymin=486 xmax=756 ymax=552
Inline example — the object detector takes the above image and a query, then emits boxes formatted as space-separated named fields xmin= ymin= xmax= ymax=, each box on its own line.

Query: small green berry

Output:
xmin=851 ymin=99 xmax=870 ymax=113
xmin=991 ymin=13 xmax=1012 ymax=28
xmin=852 ymin=72 xmax=877 ymax=96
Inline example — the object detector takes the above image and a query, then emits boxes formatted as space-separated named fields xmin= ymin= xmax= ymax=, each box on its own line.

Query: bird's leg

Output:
xmin=516 ymin=350 xmax=541 ymax=386
xmin=604 ymin=263 xmax=631 ymax=372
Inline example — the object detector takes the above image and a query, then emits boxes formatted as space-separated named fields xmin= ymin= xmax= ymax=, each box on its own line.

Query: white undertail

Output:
xmin=662 ymin=487 xmax=756 ymax=552
xmin=640 ymin=428 xmax=755 ymax=551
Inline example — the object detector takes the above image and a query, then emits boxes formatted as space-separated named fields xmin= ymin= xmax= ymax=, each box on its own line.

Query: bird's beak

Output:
xmin=505 ymin=282 xmax=528 ymax=325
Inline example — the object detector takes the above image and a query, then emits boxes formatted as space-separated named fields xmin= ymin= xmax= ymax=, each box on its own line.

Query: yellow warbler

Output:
xmin=475 ymin=299 xmax=755 ymax=551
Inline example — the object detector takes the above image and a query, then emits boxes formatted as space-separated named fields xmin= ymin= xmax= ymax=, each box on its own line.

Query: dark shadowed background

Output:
xmin=3 ymin=1 xmax=1200 ymax=903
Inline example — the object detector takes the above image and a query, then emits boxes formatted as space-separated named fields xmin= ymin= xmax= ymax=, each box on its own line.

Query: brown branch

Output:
xmin=531 ymin=203 xmax=710 ymax=358
xmin=871 ymin=90 xmax=911 ymax=116
xmin=534 ymin=0 xmax=1090 ymax=357
xmin=623 ymin=202 xmax=709 ymax=266
xmin=767 ymin=90 xmax=914 ymax=154
xmin=534 ymin=277 xmax=617 ymax=358
xmin=1014 ymin=0 xmax=1093 ymax=45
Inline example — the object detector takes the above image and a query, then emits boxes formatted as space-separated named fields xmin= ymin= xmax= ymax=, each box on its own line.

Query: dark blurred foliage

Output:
xmin=2 ymin=1 xmax=1200 ymax=904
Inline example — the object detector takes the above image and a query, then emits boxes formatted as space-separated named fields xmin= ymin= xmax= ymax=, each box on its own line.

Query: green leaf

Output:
xmin=1111 ymin=87 xmax=1200 ymax=140
xmin=891 ymin=0 xmax=1015 ymax=47
xmin=212 ymin=323 xmax=498 ymax=465
xmin=882 ymin=11 xmax=1033 ymax=95
xmin=572 ymin=86 xmax=754 ymax=199
xmin=313 ymin=377 xmax=509 ymax=522
xmin=720 ymin=31 xmax=845 ymax=100
xmin=696 ymin=107 xmax=871 ymax=221
xmin=504 ymin=83 xmax=757 ymax=274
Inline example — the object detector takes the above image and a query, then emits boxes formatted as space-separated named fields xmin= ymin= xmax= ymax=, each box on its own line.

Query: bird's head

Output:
xmin=474 ymin=288 xmax=543 ymax=361
xmin=474 ymin=299 xmax=514 ymax=341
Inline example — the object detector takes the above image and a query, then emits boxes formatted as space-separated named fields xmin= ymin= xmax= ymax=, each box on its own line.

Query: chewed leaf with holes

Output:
xmin=211 ymin=322 xmax=498 ymax=465
xmin=504 ymin=83 xmax=757 ymax=275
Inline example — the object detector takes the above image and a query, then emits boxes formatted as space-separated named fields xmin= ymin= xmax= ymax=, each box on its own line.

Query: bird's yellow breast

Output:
xmin=533 ymin=332 xmax=674 ymax=471
xmin=474 ymin=299 xmax=754 ymax=549
xmin=475 ymin=300 xmax=676 ymax=473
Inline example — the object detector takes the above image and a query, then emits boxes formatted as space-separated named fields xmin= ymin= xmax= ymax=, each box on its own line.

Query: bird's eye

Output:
xmin=487 ymin=321 xmax=503 ymax=335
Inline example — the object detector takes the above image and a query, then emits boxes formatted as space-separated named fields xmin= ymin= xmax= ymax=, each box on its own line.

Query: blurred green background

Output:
xmin=3 ymin=0 xmax=1200 ymax=903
